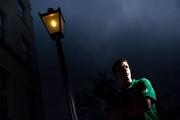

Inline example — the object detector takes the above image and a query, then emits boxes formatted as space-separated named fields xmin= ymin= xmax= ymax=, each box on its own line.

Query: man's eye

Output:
xmin=118 ymin=66 xmax=123 ymax=70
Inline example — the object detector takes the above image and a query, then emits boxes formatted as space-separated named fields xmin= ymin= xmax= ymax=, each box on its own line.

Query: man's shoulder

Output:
xmin=135 ymin=78 xmax=151 ymax=86
xmin=134 ymin=78 xmax=157 ymax=101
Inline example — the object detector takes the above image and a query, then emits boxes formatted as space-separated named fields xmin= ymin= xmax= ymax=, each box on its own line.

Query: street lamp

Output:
xmin=39 ymin=8 xmax=78 ymax=120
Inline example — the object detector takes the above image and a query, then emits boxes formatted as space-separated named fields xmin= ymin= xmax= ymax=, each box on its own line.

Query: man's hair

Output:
xmin=112 ymin=58 xmax=128 ymax=74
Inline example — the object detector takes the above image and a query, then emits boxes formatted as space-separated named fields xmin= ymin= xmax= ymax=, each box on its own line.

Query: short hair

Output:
xmin=112 ymin=58 xmax=129 ymax=74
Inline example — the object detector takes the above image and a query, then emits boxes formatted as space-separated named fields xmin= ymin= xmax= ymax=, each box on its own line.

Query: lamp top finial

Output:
xmin=48 ymin=8 xmax=54 ymax=12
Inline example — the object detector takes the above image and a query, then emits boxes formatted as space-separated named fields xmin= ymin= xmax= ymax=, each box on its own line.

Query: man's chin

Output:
xmin=122 ymin=77 xmax=131 ymax=82
xmin=122 ymin=75 xmax=129 ymax=79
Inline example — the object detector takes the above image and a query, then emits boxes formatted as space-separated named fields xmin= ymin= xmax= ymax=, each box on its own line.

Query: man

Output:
xmin=108 ymin=59 xmax=159 ymax=120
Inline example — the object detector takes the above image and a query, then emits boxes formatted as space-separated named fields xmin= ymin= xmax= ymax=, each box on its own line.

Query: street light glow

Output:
xmin=50 ymin=20 xmax=57 ymax=28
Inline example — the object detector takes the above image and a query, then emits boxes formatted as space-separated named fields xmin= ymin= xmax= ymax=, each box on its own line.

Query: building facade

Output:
xmin=0 ymin=0 xmax=43 ymax=120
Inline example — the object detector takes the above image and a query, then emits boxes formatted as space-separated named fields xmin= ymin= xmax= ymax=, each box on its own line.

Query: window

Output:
xmin=27 ymin=87 xmax=36 ymax=120
xmin=0 ymin=15 xmax=3 ymax=39
xmin=0 ymin=9 xmax=5 ymax=41
xmin=21 ymin=35 xmax=30 ymax=63
xmin=0 ymin=69 xmax=8 ymax=120
xmin=18 ymin=0 xmax=26 ymax=19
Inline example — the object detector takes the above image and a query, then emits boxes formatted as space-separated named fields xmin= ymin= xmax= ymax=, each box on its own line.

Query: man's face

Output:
xmin=115 ymin=61 xmax=131 ymax=82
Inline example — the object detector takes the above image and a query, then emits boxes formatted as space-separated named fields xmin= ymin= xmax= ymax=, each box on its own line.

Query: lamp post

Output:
xmin=39 ymin=8 xmax=78 ymax=120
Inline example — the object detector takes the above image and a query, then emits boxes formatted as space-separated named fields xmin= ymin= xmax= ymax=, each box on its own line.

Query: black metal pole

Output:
xmin=55 ymin=38 xmax=78 ymax=120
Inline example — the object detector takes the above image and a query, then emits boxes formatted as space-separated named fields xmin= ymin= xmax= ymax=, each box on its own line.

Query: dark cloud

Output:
xmin=63 ymin=1 xmax=180 ymax=74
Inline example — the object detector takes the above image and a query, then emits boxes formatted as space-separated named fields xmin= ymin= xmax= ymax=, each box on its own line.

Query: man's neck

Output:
xmin=122 ymin=78 xmax=132 ymax=89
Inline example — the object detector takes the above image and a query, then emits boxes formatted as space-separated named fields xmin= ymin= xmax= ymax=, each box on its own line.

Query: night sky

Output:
xmin=30 ymin=0 xmax=180 ymax=119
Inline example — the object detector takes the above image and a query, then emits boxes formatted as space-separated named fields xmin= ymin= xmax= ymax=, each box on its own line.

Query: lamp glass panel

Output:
xmin=60 ymin=15 xmax=64 ymax=35
xmin=42 ymin=12 xmax=60 ymax=34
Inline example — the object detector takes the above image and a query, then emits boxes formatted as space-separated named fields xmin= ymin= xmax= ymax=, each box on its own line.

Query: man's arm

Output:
xmin=125 ymin=97 xmax=153 ymax=118
xmin=126 ymin=78 xmax=157 ymax=117
xmin=146 ymin=98 xmax=152 ymax=110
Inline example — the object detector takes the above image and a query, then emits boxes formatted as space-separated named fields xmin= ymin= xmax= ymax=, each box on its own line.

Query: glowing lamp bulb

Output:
xmin=50 ymin=20 xmax=57 ymax=28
